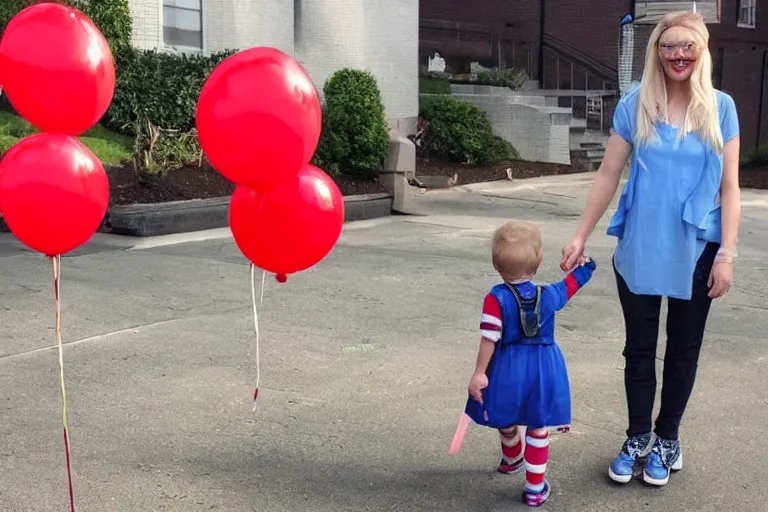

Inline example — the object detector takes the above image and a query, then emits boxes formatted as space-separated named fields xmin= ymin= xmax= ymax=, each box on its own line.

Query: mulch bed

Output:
xmin=67 ymin=157 xmax=768 ymax=206
xmin=107 ymin=163 xmax=388 ymax=205
xmin=417 ymin=157 xmax=768 ymax=189
xmin=739 ymin=168 xmax=768 ymax=189
xmin=416 ymin=157 xmax=582 ymax=185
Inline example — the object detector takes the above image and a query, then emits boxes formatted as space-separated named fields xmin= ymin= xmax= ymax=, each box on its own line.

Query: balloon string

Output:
xmin=52 ymin=255 xmax=76 ymax=512
xmin=250 ymin=265 xmax=266 ymax=413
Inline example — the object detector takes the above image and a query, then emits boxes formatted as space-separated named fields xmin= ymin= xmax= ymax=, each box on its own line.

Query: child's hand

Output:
xmin=468 ymin=373 xmax=488 ymax=403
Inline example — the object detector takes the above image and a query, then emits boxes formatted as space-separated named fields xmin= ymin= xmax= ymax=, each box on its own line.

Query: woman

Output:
xmin=561 ymin=11 xmax=740 ymax=487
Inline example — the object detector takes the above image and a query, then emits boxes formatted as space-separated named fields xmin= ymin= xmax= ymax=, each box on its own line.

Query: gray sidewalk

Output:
xmin=1 ymin=175 xmax=767 ymax=511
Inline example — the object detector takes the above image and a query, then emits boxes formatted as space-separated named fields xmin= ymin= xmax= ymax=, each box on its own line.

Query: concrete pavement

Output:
xmin=1 ymin=174 xmax=767 ymax=511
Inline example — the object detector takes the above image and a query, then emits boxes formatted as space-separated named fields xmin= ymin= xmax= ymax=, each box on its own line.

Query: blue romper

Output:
xmin=465 ymin=261 xmax=596 ymax=429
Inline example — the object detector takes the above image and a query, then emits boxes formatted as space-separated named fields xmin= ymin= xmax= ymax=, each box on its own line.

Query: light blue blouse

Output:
xmin=607 ymin=85 xmax=739 ymax=300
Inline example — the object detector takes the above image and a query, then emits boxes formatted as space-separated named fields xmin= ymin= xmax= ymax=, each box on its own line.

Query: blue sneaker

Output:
xmin=608 ymin=433 xmax=652 ymax=483
xmin=643 ymin=436 xmax=683 ymax=486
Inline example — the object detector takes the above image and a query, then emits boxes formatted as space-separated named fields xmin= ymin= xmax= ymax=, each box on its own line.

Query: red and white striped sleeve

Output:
xmin=480 ymin=294 xmax=502 ymax=343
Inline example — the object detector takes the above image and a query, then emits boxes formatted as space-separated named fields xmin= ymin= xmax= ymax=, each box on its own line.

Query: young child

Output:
xmin=460 ymin=220 xmax=595 ymax=507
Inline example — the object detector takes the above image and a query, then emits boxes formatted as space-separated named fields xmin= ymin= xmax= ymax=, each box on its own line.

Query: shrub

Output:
xmin=0 ymin=135 xmax=17 ymax=153
xmin=1 ymin=0 xmax=71 ymax=35
xmin=314 ymin=68 xmax=390 ymax=178
xmin=419 ymin=70 xmax=451 ymax=95
xmin=474 ymin=66 xmax=529 ymax=90
xmin=1 ymin=1 xmax=131 ymax=51
xmin=743 ymin=144 xmax=768 ymax=169
xmin=312 ymin=108 xmax=343 ymax=176
xmin=133 ymin=121 xmax=202 ymax=178
xmin=105 ymin=47 xmax=236 ymax=135
xmin=75 ymin=0 xmax=132 ymax=53
xmin=419 ymin=95 xmax=519 ymax=165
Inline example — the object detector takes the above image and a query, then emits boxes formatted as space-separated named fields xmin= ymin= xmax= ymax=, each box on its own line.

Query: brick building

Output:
xmin=420 ymin=0 xmax=767 ymax=151
xmin=127 ymin=0 xmax=419 ymax=132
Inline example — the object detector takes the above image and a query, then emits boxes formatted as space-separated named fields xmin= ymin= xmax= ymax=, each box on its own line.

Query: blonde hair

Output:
xmin=491 ymin=221 xmax=542 ymax=282
xmin=636 ymin=11 xmax=723 ymax=153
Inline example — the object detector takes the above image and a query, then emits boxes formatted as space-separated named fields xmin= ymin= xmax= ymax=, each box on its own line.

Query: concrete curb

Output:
xmin=0 ymin=193 xmax=394 ymax=237
xmin=103 ymin=192 xmax=393 ymax=237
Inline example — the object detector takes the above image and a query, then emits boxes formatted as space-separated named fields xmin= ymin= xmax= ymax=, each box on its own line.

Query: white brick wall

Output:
xmin=203 ymin=0 xmax=293 ymax=55
xmin=295 ymin=0 xmax=418 ymax=127
xmin=449 ymin=92 xmax=572 ymax=165
xmin=128 ymin=0 xmax=162 ymax=50
xmin=126 ymin=0 xmax=418 ymax=127
xmin=127 ymin=0 xmax=293 ymax=54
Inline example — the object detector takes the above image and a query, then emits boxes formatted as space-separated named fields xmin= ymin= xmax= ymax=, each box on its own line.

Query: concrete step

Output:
xmin=570 ymin=144 xmax=605 ymax=172
xmin=570 ymin=117 xmax=587 ymax=130
xmin=521 ymin=80 xmax=540 ymax=91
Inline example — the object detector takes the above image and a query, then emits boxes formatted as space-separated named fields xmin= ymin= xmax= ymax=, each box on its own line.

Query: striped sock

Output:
xmin=499 ymin=426 xmax=523 ymax=463
xmin=524 ymin=429 xmax=550 ymax=493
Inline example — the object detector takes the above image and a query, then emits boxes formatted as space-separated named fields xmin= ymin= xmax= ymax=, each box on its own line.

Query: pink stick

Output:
xmin=448 ymin=413 xmax=471 ymax=455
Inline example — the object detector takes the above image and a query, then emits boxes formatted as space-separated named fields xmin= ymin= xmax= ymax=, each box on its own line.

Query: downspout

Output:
xmin=538 ymin=0 xmax=546 ymax=87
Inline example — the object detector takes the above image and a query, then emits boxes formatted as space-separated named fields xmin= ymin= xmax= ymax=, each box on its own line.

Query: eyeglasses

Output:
xmin=658 ymin=42 xmax=697 ymax=56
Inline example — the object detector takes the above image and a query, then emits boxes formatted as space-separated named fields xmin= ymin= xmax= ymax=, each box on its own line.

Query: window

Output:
xmin=738 ymin=0 xmax=756 ymax=28
xmin=163 ymin=0 xmax=203 ymax=49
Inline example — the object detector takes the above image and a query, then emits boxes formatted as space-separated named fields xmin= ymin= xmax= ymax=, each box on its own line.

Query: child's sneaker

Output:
xmin=608 ymin=433 xmax=652 ymax=483
xmin=497 ymin=455 xmax=523 ymax=474
xmin=521 ymin=480 xmax=550 ymax=507
xmin=643 ymin=436 xmax=683 ymax=486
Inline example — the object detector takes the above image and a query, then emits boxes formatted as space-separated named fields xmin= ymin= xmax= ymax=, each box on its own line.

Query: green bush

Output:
xmin=1 ymin=0 xmax=72 ymax=35
xmin=133 ymin=121 xmax=202 ymax=178
xmin=313 ymin=68 xmax=390 ymax=178
xmin=474 ymin=66 xmax=529 ymax=90
xmin=105 ymin=47 xmax=236 ymax=135
xmin=420 ymin=77 xmax=451 ymax=95
xmin=76 ymin=0 xmax=132 ymax=52
xmin=743 ymin=144 xmax=768 ymax=169
xmin=419 ymin=94 xmax=519 ymax=165
xmin=1 ymin=0 xmax=131 ymax=50
xmin=419 ymin=70 xmax=451 ymax=95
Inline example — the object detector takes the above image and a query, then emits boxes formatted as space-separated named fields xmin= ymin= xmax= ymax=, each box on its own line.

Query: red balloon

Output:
xmin=196 ymin=47 xmax=322 ymax=192
xmin=0 ymin=3 xmax=115 ymax=136
xmin=0 ymin=133 xmax=110 ymax=256
xmin=229 ymin=165 xmax=345 ymax=278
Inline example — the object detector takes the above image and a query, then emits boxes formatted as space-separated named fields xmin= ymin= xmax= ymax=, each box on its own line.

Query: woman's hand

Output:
xmin=468 ymin=373 xmax=488 ymax=403
xmin=561 ymin=235 xmax=587 ymax=272
xmin=708 ymin=262 xmax=734 ymax=299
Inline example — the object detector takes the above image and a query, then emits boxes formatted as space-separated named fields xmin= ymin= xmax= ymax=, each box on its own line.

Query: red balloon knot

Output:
xmin=276 ymin=273 xmax=288 ymax=283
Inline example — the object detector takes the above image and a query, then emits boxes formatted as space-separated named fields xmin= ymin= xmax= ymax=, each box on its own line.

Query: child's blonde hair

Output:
xmin=492 ymin=221 xmax=543 ymax=282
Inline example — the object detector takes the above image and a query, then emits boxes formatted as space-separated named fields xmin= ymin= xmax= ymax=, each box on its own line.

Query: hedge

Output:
xmin=312 ymin=69 xmax=390 ymax=178
xmin=419 ymin=94 xmax=519 ymax=165
xmin=743 ymin=144 xmax=768 ymax=170
xmin=1 ymin=0 xmax=132 ymax=51
xmin=104 ymin=47 xmax=236 ymax=135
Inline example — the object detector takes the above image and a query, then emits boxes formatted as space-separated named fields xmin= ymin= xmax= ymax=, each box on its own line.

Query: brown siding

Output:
xmin=544 ymin=0 xmax=632 ymax=72
xmin=420 ymin=0 xmax=541 ymax=76
xmin=421 ymin=0 xmax=768 ymax=150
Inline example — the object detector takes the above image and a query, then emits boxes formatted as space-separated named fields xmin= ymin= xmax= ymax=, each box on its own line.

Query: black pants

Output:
xmin=614 ymin=243 xmax=718 ymax=440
